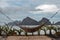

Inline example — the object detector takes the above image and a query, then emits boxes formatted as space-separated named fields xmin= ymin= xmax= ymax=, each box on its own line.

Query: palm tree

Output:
xmin=55 ymin=27 xmax=60 ymax=36
xmin=47 ymin=27 xmax=53 ymax=35
xmin=46 ymin=25 xmax=57 ymax=36
xmin=57 ymin=27 xmax=60 ymax=32
xmin=7 ymin=28 xmax=17 ymax=36
xmin=16 ymin=29 xmax=24 ymax=36
xmin=25 ymin=32 xmax=27 ymax=36
xmin=43 ymin=29 xmax=46 ymax=35
xmin=0 ymin=26 xmax=3 ymax=35
xmin=38 ymin=29 xmax=40 ymax=35
xmin=40 ymin=26 xmax=47 ymax=35
xmin=3 ymin=25 xmax=17 ymax=36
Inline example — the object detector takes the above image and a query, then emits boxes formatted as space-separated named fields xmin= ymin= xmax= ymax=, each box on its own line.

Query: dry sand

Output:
xmin=1 ymin=36 xmax=60 ymax=40
xmin=5 ymin=36 xmax=52 ymax=40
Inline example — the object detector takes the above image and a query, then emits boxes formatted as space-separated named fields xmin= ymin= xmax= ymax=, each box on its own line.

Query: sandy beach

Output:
xmin=0 ymin=36 xmax=53 ymax=40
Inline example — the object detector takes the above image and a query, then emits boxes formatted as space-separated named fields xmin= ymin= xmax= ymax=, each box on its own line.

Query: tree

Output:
xmin=38 ymin=29 xmax=40 ymax=35
xmin=16 ymin=29 xmax=24 ymax=36
xmin=41 ymin=26 xmax=47 ymax=35
xmin=46 ymin=25 xmax=57 ymax=36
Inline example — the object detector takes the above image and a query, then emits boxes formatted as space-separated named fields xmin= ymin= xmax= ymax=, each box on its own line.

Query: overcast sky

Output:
xmin=0 ymin=0 xmax=60 ymax=25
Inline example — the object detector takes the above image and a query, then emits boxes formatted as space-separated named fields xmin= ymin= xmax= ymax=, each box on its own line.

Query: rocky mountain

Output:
xmin=39 ymin=18 xmax=51 ymax=25
xmin=55 ymin=22 xmax=60 ymax=25
xmin=7 ymin=17 xmax=52 ymax=26
xmin=7 ymin=20 xmax=21 ymax=26
xmin=21 ymin=17 xmax=39 ymax=25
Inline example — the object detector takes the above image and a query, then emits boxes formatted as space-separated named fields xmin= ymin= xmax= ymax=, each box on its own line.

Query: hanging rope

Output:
xmin=0 ymin=10 xmax=13 ymax=22
xmin=41 ymin=10 xmax=60 ymax=27
xmin=50 ymin=10 xmax=60 ymax=19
